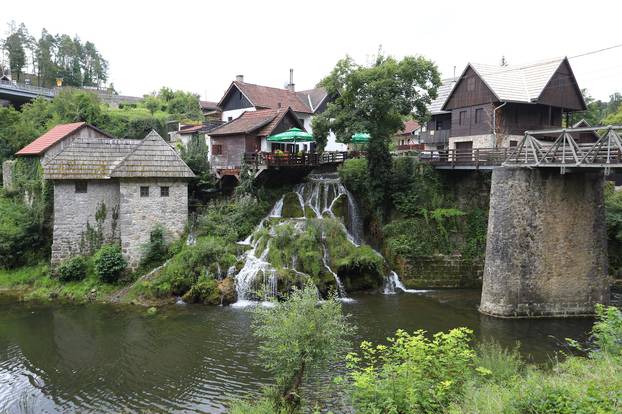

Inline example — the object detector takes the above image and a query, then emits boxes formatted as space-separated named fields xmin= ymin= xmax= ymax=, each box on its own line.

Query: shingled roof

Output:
xmin=428 ymin=79 xmax=457 ymax=115
xmin=44 ymin=131 xmax=195 ymax=180
xmin=209 ymin=107 xmax=303 ymax=137
xmin=16 ymin=122 xmax=113 ymax=156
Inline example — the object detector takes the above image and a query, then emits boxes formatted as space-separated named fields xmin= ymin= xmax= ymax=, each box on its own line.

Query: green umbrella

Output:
xmin=267 ymin=127 xmax=314 ymax=143
xmin=351 ymin=132 xmax=370 ymax=143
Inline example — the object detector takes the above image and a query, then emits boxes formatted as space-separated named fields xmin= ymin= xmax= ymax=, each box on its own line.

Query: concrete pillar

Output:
xmin=480 ymin=167 xmax=609 ymax=318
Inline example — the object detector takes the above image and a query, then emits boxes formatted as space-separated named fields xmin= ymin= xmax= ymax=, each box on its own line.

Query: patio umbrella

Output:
xmin=351 ymin=132 xmax=370 ymax=143
xmin=267 ymin=127 xmax=314 ymax=143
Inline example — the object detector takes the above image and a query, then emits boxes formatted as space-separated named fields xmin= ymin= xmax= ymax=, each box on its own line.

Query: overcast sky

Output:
xmin=2 ymin=0 xmax=621 ymax=102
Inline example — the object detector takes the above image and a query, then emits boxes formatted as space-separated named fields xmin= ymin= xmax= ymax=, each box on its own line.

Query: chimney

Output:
xmin=236 ymin=74 xmax=244 ymax=83
xmin=287 ymin=68 xmax=295 ymax=92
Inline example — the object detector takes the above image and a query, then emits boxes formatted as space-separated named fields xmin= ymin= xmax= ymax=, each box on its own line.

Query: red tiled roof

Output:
xmin=179 ymin=125 xmax=204 ymax=133
xmin=209 ymin=107 xmax=303 ymax=137
xmin=16 ymin=122 xmax=86 ymax=156
xmin=397 ymin=120 xmax=421 ymax=135
xmin=232 ymin=81 xmax=313 ymax=114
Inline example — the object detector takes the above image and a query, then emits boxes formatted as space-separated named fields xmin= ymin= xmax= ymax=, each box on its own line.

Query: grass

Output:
xmin=0 ymin=263 xmax=49 ymax=288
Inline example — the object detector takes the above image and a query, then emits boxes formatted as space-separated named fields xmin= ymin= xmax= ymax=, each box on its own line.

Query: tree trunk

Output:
xmin=283 ymin=361 xmax=305 ymax=410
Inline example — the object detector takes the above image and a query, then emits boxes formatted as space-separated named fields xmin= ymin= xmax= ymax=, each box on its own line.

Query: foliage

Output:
xmin=605 ymin=182 xmax=622 ymax=276
xmin=180 ymin=133 xmax=215 ymax=203
xmin=0 ymin=192 xmax=41 ymax=268
xmin=56 ymin=256 xmax=88 ymax=282
xmin=181 ymin=276 xmax=220 ymax=304
xmin=347 ymin=328 xmax=475 ymax=413
xmin=147 ymin=236 xmax=237 ymax=298
xmin=589 ymin=304 xmax=622 ymax=357
xmin=570 ymin=89 xmax=622 ymax=126
xmin=140 ymin=225 xmax=169 ymax=269
xmin=314 ymin=53 xmax=440 ymax=214
xmin=251 ymin=282 xmax=354 ymax=411
xmin=93 ymin=244 xmax=127 ymax=283
xmin=0 ymin=263 xmax=49 ymax=287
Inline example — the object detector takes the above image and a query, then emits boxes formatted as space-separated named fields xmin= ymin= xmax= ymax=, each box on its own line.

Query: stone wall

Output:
xmin=480 ymin=168 xmax=609 ymax=317
xmin=51 ymin=180 xmax=120 ymax=264
xmin=398 ymin=256 xmax=483 ymax=288
xmin=119 ymin=179 xmax=188 ymax=269
xmin=448 ymin=134 xmax=522 ymax=149
xmin=2 ymin=159 xmax=15 ymax=190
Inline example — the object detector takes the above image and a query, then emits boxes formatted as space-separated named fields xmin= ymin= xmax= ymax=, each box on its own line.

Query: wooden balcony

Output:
xmin=418 ymin=129 xmax=450 ymax=145
xmin=243 ymin=151 xmax=348 ymax=168
xmin=415 ymin=148 xmax=512 ymax=170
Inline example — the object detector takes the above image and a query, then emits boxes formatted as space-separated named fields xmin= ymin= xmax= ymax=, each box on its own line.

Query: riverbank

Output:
xmin=0 ymin=290 xmax=605 ymax=413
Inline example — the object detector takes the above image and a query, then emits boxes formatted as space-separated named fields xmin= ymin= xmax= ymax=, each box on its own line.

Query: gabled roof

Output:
xmin=200 ymin=100 xmax=220 ymax=111
xmin=429 ymin=79 xmax=457 ymax=115
xmin=218 ymin=81 xmax=314 ymax=114
xmin=297 ymin=87 xmax=328 ymax=112
xmin=16 ymin=122 xmax=113 ymax=156
xmin=442 ymin=57 xmax=585 ymax=110
xmin=209 ymin=107 xmax=303 ymax=137
xmin=44 ymin=131 xmax=195 ymax=180
xmin=397 ymin=120 xmax=421 ymax=136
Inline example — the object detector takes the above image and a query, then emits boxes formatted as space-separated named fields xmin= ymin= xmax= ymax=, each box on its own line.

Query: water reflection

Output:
xmin=0 ymin=290 xmax=601 ymax=413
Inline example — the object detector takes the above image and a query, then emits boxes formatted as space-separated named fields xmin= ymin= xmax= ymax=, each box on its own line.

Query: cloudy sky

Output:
xmin=2 ymin=0 xmax=621 ymax=102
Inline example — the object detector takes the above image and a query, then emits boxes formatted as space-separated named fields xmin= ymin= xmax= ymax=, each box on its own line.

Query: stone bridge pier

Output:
xmin=480 ymin=167 xmax=610 ymax=318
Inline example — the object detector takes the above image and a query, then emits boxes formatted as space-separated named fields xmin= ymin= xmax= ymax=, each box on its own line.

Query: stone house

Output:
xmin=3 ymin=122 xmax=111 ymax=190
xmin=43 ymin=130 xmax=195 ymax=268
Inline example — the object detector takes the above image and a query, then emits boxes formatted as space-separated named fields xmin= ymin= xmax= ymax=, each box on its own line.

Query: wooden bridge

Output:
xmin=415 ymin=125 xmax=622 ymax=173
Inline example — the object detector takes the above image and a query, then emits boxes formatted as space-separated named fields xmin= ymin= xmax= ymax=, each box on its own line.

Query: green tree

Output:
xmin=3 ymin=22 xmax=29 ymax=81
xmin=313 ymin=53 xmax=440 ymax=215
xmin=49 ymin=89 xmax=102 ymax=124
xmin=250 ymin=282 xmax=353 ymax=411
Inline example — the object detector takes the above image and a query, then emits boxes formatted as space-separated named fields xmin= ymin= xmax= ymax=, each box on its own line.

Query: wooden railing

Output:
xmin=396 ymin=144 xmax=424 ymax=152
xmin=415 ymin=148 xmax=512 ymax=169
xmin=243 ymin=152 xmax=348 ymax=168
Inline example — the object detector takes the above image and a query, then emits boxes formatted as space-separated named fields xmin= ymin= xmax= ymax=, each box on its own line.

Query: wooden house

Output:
xmin=208 ymin=107 xmax=304 ymax=179
xmin=419 ymin=57 xmax=585 ymax=151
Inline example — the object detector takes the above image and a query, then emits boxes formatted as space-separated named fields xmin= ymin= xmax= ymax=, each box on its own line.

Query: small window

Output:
xmin=75 ymin=181 xmax=87 ymax=193
xmin=140 ymin=186 xmax=149 ymax=197
xmin=509 ymin=140 xmax=518 ymax=147
xmin=459 ymin=111 xmax=467 ymax=126
xmin=160 ymin=186 xmax=169 ymax=197
xmin=474 ymin=108 xmax=483 ymax=124
xmin=212 ymin=144 xmax=223 ymax=155
xmin=227 ymin=116 xmax=233 ymax=122
xmin=299 ymin=118 xmax=305 ymax=126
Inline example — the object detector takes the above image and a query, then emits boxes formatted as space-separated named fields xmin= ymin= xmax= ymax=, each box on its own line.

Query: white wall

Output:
xmin=221 ymin=107 xmax=255 ymax=122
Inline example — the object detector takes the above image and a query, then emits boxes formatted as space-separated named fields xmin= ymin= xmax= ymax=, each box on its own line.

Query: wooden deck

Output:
xmin=410 ymin=148 xmax=512 ymax=170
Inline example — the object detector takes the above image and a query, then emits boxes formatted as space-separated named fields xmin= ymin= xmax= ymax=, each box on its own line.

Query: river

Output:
xmin=0 ymin=289 xmax=608 ymax=414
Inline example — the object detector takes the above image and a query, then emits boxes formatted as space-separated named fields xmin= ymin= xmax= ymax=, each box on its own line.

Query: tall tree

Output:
xmin=313 ymin=54 xmax=440 ymax=215
xmin=3 ymin=22 xmax=31 ymax=81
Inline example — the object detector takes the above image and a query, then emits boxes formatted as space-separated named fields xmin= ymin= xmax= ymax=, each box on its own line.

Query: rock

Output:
xmin=146 ymin=306 xmax=158 ymax=316
xmin=282 ymin=192 xmax=304 ymax=218
xmin=218 ymin=276 xmax=237 ymax=306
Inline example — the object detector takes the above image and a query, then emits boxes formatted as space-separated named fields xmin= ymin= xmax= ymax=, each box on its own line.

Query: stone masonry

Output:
xmin=51 ymin=181 xmax=120 ymax=264
xmin=119 ymin=179 xmax=188 ymax=269
xmin=480 ymin=167 xmax=609 ymax=317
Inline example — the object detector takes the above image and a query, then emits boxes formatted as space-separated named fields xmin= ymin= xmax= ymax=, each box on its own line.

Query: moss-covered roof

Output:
xmin=43 ymin=130 xmax=195 ymax=180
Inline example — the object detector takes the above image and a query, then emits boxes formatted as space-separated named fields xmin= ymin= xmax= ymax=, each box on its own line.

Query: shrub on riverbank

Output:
xmin=0 ymin=192 xmax=41 ymax=268
xmin=56 ymin=256 xmax=88 ymax=282
xmin=94 ymin=244 xmax=127 ymax=283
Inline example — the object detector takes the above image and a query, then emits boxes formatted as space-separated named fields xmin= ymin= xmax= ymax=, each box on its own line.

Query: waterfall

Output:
xmin=231 ymin=172 xmax=404 ymax=307
xmin=383 ymin=271 xmax=429 ymax=294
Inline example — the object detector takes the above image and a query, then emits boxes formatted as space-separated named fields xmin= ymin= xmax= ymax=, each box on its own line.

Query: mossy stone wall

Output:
xmin=397 ymin=255 xmax=483 ymax=289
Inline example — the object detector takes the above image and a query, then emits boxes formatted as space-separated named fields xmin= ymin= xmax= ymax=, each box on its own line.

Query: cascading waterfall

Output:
xmin=231 ymin=172 xmax=418 ymax=307
xmin=383 ymin=271 xmax=428 ymax=294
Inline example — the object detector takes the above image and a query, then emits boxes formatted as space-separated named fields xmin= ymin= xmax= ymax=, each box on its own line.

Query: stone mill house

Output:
xmin=42 ymin=130 xmax=195 ymax=268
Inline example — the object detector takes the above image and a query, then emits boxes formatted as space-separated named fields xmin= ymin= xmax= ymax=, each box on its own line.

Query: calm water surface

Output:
xmin=0 ymin=290 xmax=602 ymax=413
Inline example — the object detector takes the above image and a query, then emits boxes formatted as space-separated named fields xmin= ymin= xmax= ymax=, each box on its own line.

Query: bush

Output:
xmin=347 ymin=328 xmax=476 ymax=413
xmin=94 ymin=244 xmax=127 ymax=283
xmin=57 ymin=256 xmax=88 ymax=282
xmin=181 ymin=277 xmax=220 ymax=304
xmin=0 ymin=194 xmax=40 ymax=268
xmin=140 ymin=225 xmax=169 ymax=268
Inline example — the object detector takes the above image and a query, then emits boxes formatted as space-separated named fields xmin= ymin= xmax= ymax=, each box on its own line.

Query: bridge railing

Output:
xmin=417 ymin=147 xmax=512 ymax=169
xmin=504 ymin=125 xmax=622 ymax=173
xmin=0 ymin=79 xmax=56 ymax=97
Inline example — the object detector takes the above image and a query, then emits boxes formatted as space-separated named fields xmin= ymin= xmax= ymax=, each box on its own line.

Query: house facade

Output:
xmin=215 ymin=72 xmax=346 ymax=156
xmin=417 ymin=57 xmax=585 ymax=151
xmin=43 ymin=131 xmax=195 ymax=269
xmin=208 ymin=107 xmax=304 ymax=178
